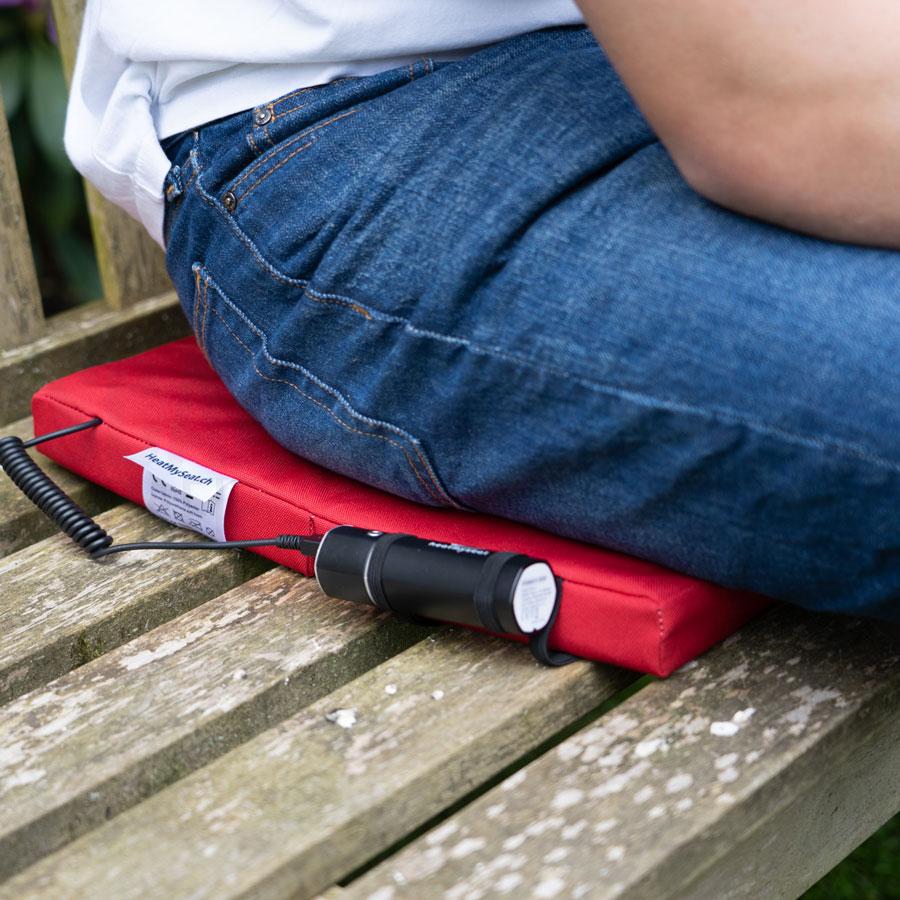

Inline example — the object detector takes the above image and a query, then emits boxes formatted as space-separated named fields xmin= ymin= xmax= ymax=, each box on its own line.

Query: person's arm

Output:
xmin=576 ymin=0 xmax=900 ymax=248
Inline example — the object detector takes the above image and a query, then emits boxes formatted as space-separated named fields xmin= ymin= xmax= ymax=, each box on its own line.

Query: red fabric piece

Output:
xmin=31 ymin=337 xmax=769 ymax=675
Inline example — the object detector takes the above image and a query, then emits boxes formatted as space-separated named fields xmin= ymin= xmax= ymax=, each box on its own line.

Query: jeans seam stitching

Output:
xmin=191 ymin=267 xmax=202 ymax=336
xmin=199 ymin=266 xmax=459 ymax=507
xmin=227 ymin=108 xmax=360 ymax=196
xmin=190 ymin=147 xmax=900 ymax=476
xmin=268 ymin=77 xmax=356 ymax=115
xmin=303 ymin=287 xmax=371 ymax=319
xmin=270 ymin=84 xmax=316 ymax=108
xmin=276 ymin=100 xmax=310 ymax=117
xmin=206 ymin=293 xmax=451 ymax=507
xmin=200 ymin=270 xmax=211 ymax=352
xmin=237 ymin=139 xmax=316 ymax=203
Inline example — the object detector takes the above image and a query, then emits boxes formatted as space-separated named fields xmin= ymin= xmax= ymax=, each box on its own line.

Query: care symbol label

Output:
xmin=125 ymin=447 xmax=237 ymax=541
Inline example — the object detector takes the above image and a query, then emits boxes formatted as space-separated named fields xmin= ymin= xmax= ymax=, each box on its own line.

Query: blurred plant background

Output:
xmin=1 ymin=1 xmax=899 ymax=894
xmin=1 ymin=0 xmax=100 ymax=315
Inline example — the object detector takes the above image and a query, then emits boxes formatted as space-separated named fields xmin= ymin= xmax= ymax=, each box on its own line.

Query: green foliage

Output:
xmin=1 ymin=4 xmax=100 ymax=314
xmin=27 ymin=39 xmax=70 ymax=172
xmin=0 ymin=41 xmax=27 ymax=116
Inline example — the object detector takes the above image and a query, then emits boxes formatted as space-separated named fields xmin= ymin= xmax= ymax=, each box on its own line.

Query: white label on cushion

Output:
xmin=125 ymin=447 xmax=237 ymax=541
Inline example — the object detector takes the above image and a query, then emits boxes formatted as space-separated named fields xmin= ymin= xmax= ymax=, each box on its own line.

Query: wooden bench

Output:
xmin=2 ymin=3 xmax=899 ymax=896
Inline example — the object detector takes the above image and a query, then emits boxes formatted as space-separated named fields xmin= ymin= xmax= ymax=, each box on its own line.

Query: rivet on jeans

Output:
xmin=253 ymin=107 xmax=272 ymax=126
xmin=222 ymin=191 xmax=237 ymax=212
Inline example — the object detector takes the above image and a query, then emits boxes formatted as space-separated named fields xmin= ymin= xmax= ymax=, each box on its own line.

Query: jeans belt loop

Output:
xmin=164 ymin=164 xmax=184 ymax=203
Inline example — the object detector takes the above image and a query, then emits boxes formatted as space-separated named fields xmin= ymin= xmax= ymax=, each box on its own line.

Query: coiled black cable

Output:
xmin=0 ymin=418 xmax=320 ymax=560
xmin=3 ymin=418 xmax=572 ymax=665
xmin=0 ymin=419 xmax=114 ymax=557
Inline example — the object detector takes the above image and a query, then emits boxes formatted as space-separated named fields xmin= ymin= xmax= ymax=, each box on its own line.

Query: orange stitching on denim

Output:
xmin=184 ymin=166 xmax=197 ymax=192
xmin=206 ymin=270 xmax=455 ymax=507
xmin=270 ymin=84 xmax=315 ymax=107
xmin=292 ymin=291 xmax=450 ymax=501
xmin=246 ymin=131 xmax=260 ymax=155
xmin=271 ymin=76 xmax=355 ymax=113
xmin=404 ymin=428 xmax=458 ymax=509
xmin=206 ymin=300 xmax=449 ymax=506
xmin=192 ymin=267 xmax=202 ymax=335
xmin=236 ymin=139 xmax=314 ymax=202
xmin=200 ymin=272 xmax=211 ymax=352
xmin=228 ymin=108 xmax=359 ymax=195
xmin=276 ymin=101 xmax=309 ymax=117
xmin=186 ymin=170 xmax=457 ymax=505
xmin=303 ymin=286 xmax=371 ymax=320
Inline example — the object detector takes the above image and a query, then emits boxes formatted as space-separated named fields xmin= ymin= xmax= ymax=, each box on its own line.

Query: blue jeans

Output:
xmin=161 ymin=26 xmax=900 ymax=622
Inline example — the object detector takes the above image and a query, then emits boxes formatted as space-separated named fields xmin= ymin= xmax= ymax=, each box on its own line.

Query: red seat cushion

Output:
xmin=32 ymin=337 xmax=769 ymax=675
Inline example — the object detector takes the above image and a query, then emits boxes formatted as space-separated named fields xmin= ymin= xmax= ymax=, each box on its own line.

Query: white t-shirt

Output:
xmin=65 ymin=1 xmax=583 ymax=249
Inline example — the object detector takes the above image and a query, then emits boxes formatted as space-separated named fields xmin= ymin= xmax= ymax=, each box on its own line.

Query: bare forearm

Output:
xmin=576 ymin=0 xmax=900 ymax=248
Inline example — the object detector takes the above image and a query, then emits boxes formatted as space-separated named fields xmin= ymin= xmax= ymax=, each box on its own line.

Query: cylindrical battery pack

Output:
xmin=313 ymin=526 xmax=558 ymax=637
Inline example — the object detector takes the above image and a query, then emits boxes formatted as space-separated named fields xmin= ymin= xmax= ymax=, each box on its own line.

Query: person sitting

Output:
xmin=65 ymin=1 xmax=900 ymax=622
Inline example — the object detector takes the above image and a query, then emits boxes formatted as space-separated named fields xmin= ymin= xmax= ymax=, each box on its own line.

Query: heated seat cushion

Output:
xmin=31 ymin=337 xmax=769 ymax=675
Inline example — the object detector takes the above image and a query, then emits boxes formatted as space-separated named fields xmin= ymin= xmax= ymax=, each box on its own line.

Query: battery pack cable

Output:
xmin=0 ymin=418 xmax=320 ymax=558
xmin=0 ymin=418 xmax=576 ymax=666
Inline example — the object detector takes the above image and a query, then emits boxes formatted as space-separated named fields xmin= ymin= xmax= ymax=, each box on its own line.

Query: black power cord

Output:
xmin=0 ymin=418 xmax=318 ymax=559
xmin=2 ymin=418 xmax=576 ymax=666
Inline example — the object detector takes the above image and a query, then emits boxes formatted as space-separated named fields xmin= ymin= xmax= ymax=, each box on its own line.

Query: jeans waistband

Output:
xmin=161 ymin=27 xmax=592 ymax=208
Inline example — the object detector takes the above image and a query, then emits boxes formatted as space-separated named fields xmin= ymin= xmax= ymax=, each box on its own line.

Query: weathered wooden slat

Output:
xmin=0 ymin=504 xmax=268 ymax=703
xmin=50 ymin=0 xmax=171 ymax=309
xmin=0 ymin=568 xmax=425 ymax=880
xmin=82 ymin=194 xmax=172 ymax=310
xmin=47 ymin=0 xmax=85 ymax=77
xmin=0 ymin=416 xmax=118 ymax=557
xmin=0 ymin=289 xmax=187 ymax=426
xmin=0 ymin=91 xmax=44 ymax=351
xmin=343 ymin=608 xmax=900 ymax=900
xmin=1 ymin=632 xmax=633 ymax=900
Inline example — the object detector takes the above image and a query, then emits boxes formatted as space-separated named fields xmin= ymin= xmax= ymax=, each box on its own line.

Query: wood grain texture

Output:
xmin=0 ymin=92 xmax=44 ymax=351
xmin=83 ymin=195 xmax=173 ymax=309
xmin=0 ymin=417 xmax=118 ymax=558
xmin=0 ymin=568 xmax=425 ymax=880
xmin=344 ymin=608 xmax=900 ymax=900
xmin=50 ymin=0 xmax=171 ymax=309
xmin=47 ymin=0 xmax=84 ymax=78
xmin=0 ymin=290 xmax=188 ymax=426
xmin=0 ymin=503 xmax=269 ymax=704
xmin=2 ymin=633 xmax=633 ymax=900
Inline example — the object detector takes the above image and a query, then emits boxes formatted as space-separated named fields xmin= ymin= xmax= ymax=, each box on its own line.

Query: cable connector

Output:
xmin=275 ymin=534 xmax=321 ymax=555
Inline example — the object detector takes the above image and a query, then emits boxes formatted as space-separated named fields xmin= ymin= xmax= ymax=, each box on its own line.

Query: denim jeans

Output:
xmin=161 ymin=26 xmax=900 ymax=622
